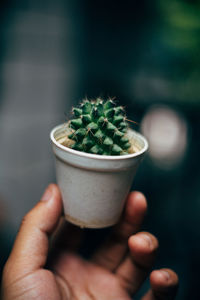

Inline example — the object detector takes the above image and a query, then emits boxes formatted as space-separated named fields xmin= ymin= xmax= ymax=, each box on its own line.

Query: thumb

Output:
xmin=3 ymin=184 xmax=62 ymax=283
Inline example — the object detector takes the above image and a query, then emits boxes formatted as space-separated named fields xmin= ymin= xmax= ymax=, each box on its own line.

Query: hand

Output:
xmin=1 ymin=184 xmax=178 ymax=300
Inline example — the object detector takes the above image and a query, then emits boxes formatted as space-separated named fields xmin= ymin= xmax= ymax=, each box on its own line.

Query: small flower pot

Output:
xmin=50 ymin=124 xmax=148 ymax=228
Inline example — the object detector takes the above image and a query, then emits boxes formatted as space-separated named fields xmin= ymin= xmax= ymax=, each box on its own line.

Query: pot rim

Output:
xmin=50 ymin=123 xmax=148 ymax=161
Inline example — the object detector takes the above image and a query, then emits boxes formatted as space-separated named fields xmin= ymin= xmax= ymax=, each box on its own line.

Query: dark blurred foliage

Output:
xmin=0 ymin=1 xmax=200 ymax=299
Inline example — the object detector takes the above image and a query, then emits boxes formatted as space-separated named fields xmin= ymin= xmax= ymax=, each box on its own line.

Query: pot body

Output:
xmin=50 ymin=124 xmax=148 ymax=228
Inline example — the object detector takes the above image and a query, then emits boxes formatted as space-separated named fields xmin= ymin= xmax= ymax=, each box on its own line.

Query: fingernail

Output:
xmin=140 ymin=233 xmax=153 ymax=248
xmin=160 ymin=270 xmax=170 ymax=282
xmin=41 ymin=185 xmax=53 ymax=202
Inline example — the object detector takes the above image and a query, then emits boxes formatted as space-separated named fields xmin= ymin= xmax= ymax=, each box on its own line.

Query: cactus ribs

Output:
xmin=68 ymin=98 xmax=131 ymax=156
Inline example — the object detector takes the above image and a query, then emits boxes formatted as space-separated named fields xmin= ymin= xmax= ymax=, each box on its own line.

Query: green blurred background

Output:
xmin=0 ymin=1 xmax=200 ymax=299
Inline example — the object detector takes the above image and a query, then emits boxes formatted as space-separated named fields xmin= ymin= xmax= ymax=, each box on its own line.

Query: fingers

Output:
xmin=92 ymin=191 xmax=147 ymax=271
xmin=3 ymin=184 xmax=62 ymax=284
xmin=116 ymin=232 xmax=159 ymax=295
xmin=141 ymin=268 xmax=179 ymax=300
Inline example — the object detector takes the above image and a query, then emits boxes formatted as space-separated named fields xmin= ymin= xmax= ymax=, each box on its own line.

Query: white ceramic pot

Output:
xmin=50 ymin=124 xmax=148 ymax=228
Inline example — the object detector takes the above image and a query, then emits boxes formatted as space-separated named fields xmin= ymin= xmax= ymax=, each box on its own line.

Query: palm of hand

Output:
xmin=43 ymin=252 xmax=131 ymax=300
xmin=41 ymin=219 xmax=138 ymax=300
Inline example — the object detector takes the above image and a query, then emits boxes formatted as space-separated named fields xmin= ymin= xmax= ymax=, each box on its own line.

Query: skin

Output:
xmin=1 ymin=184 xmax=179 ymax=300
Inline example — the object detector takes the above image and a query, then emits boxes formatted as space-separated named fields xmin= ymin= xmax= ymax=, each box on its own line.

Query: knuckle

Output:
xmin=18 ymin=211 xmax=33 ymax=231
xmin=20 ymin=214 xmax=29 ymax=228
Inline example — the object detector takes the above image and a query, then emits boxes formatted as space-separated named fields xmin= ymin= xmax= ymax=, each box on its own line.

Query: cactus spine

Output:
xmin=68 ymin=98 xmax=131 ymax=155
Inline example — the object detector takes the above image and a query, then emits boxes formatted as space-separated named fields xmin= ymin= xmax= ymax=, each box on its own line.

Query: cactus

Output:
xmin=67 ymin=98 xmax=131 ymax=155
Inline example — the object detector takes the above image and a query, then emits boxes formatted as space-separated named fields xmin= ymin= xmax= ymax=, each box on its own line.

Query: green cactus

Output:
xmin=67 ymin=98 xmax=131 ymax=155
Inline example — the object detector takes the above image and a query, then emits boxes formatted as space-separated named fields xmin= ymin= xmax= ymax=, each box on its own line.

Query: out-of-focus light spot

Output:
xmin=141 ymin=105 xmax=188 ymax=169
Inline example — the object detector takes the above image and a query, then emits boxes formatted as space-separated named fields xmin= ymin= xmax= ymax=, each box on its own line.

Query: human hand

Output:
xmin=1 ymin=184 xmax=178 ymax=300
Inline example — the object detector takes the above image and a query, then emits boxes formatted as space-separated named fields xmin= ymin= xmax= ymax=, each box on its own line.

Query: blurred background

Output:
xmin=0 ymin=0 xmax=200 ymax=299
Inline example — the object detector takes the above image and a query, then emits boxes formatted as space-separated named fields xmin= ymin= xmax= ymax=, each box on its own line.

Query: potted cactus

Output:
xmin=50 ymin=98 xmax=148 ymax=228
